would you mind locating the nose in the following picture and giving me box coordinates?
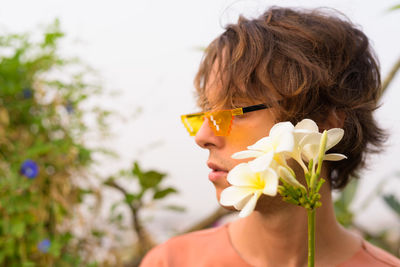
[195,118,224,149]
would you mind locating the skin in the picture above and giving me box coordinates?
[196,106,277,201]
[194,75,362,266]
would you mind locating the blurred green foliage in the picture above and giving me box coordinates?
[383,194,400,217]
[388,4,400,11]
[104,161,183,265]
[0,20,182,267]
[0,20,111,266]
[334,176,400,257]
[334,179,358,227]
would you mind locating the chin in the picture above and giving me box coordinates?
[215,187,223,202]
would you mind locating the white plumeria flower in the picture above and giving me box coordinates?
[232,121,295,172]
[290,119,319,172]
[293,119,347,171]
[220,163,279,218]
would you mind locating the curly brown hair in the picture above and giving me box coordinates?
[194,7,387,189]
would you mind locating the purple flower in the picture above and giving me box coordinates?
[22,88,33,99]
[65,100,74,114]
[38,239,51,253]
[20,159,39,179]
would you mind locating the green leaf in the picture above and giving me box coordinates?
[22,261,35,267]
[132,161,142,178]
[387,4,400,11]
[79,188,93,195]
[163,205,186,213]
[383,194,400,217]
[334,179,358,227]
[11,221,25,238]
[139,170,166,189]
[338,179,358,207]
[25,142,54,158]
[124,193,138,204]
[0,250,5,264]
[49,239,62,257]
[77,146,92,163]
[153,187,178,200]
[4,238,15,256]
[91,229,105,238]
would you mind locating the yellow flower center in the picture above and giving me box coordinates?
[251,173,266,190]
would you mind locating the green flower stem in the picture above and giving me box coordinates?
[279,131,329,267]
[305,160,313,187]
[308,208,316,267]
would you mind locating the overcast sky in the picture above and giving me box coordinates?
[1,0,399,241]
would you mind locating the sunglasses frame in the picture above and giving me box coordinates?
[181,103,268,136]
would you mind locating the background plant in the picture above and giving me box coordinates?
[104,161,184,265]
[334,175,400,257]
[0,20,113,266]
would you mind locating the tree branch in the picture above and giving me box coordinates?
[382,56,400,96]
[104,180,155,255]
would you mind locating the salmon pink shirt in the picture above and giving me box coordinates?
[140,224,400,267]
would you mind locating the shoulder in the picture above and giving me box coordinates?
[339,240,400,267]
[139,224,247,267]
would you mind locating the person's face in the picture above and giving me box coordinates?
[194,80,277,203]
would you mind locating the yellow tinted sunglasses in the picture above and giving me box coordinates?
[181,104,268,136]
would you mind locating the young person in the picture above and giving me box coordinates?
[141,7,400,267]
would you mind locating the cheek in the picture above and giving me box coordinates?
[225,127,256,153]
[227,122,271,151]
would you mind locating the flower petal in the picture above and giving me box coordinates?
[275,132,294,153]
[220,186,255,206]
[227,163,255,186]
[247,136,272,151]
[273,153,289,168]
[234,194,252,210]
[323,153,347,161]
[288,150,308,172]
[232,150,264,159]
[277,166,305,189]
[302,144,320,161]
[261,168,279,196]
[326,128,344,150]
[269,121,294,137]
[248,152,274,172]
[295,119,318,132]
[299,132,321,147]
[238,191,262,218]
[294,119,318,149]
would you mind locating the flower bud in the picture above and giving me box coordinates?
[278,166,305,190]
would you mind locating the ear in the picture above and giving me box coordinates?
[324,109,346,129]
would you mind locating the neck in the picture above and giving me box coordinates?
[228,182,361,267]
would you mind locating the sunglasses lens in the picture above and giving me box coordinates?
[207,110,233,136]
[181,114,204,136]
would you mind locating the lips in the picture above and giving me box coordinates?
[207,162,228,182]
